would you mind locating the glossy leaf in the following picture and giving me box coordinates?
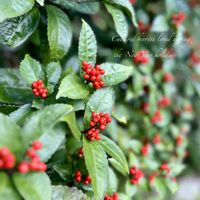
[79,20,97,67]
[84,88,115,128]
[101,63,133,86]
[20,54,45,85]
[83,137,108,200]
[47,5,72,60]
[13,173,51,200]
[105,4,128,42]
[0,0,35,23]
[22,104,73,144]
[99,135,129,174]
[56,74,89,99]
[49,0,100,14]
[0,68,33,104]
[0,8,40,48]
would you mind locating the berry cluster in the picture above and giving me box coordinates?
[162,72,175,82]
[86,112,112,141]
[172,11,186,27]
[78,147,84,158]
[82,61,105,89]
[150,110,162,124]
[104,193,118,200]
[74,170,91,185]
[18,140,47,174]
[140,144,150,156]
[129,166,144,185]
[157,96,171,108]
[160,163,171,174]
[0,147,16,169]
[32,80,48,99]
[134,50,149,64]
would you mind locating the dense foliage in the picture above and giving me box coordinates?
[0,0,200,199]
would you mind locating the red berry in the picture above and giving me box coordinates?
[18,162,30,174]
[0,147,10,157]
[26,148,37,158]
[84,74,90,80]
[3,154,16,169]
[32,140,43,151]
[100,124,106,130]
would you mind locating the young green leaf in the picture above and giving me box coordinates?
[49,0,100,14]
[0,113,25,158]
[56,74,89,99]
[101,63,133,86]
[99,135,129,174]
[46,62,61,86]
[79,20,97,67]
[61,111,82,141]
[83,137,108,200]
[20,54,45,85]
[0,0,35,23]
[0,68,33,104]
[0,172,21,200]
[105,4,128,42]
[13,172,52,200]
[84,88,115,128]
[0,8,40,48]
[47,5,72,60]
[22,104,73,144]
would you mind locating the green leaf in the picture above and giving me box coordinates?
[49,0,100,14]
[0,172,21,200]
[0,8,40,48]
[99,135,129,174]
[108,158,127,176]
[84,88,115,128]
[0,0,35,23]
[152,177,166,198]
[168,163,185,177]
[46,62,61,86]
[151,15,169,32]
[83,137,108,200]
[37,123,67,162]
[56,74,89,99]
[107,167,118,194]
[36,0,45,6]
[52,185,87,200]
[107,0,137,26]
[13,173,51,200]
[53,164,73,182]
[0,113,25,157]
[165,178,178,194]
[105,4,128,42]
[0,68,33,104]
[22,104,73,144]
[125,180,137,197]
[20,54,45,85]
[101,63,133,86]
[79,20,97,67]
[61,111,82,141]
[47,5,72,60]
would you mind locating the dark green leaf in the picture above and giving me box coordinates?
[47,5,72,60]
[83,137,108,200]
[0,8,40,48]
[13,173,51,200]
[53,164,73,181]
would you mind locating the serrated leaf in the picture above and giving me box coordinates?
[83,137,108,200]
[101,63,132,86]
[13,173,51,200]
[0,68,33,104]
[36,0,45,6]
[20,54,45,85]
[57,74,89,99]
[52,185,87,200]
[47,5,72,60]
[37,123,66,162]
[0,0,35,23]
[46,62,61,86]
[151,15,169,32]
[61,111,82,141]
[99,135,129,174]
[49,0,99,14]
[22,104,73,144]
[107,0,137,26]
[105,4,128,42]
[0,8,40,48]
[0,113,25,158]
[84,88,115,128]
[79,20,97,67]
[0,172,21,200]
